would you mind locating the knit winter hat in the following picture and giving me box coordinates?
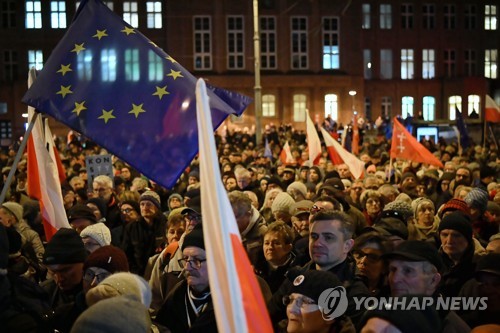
[83,245,129,273]
[80,222,112,247]
[400,172,417,184]
[67,204,97,223]
[121,200,140,214]
[85,272,152,308]
[383,200,414,222]
[43,228,87,265]
[182,223,205,251]
[271,192,296,214]
[464,188,489,214]
[139,190,161,210]
[2,202,23,223]
[438,211,473,243]
[287,181,307,199]
[394,192,412,204]
[438,198,470,218]
[286,267,343,304]
[411,197,435,218]
[72,295,151,333]
[168,193,183,207]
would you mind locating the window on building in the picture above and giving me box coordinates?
[322,17,339,70]
[293,94,307,122]
[402,96,414,118]
[227,16,244,70]
[1,1,16,28]
[100,49,117,82]
[291,17,308,69]
[148,50,163,81]
[123,2,138,28]
[363,49,372,79]
[146,1,162,29]
[422,49,435,79]
[0,102,7,114]
[422,4,435,29]
[422,96,435,121]
[0,121,12,139]
[485,5,497,30]
[262,94,276,117]
[260,16,277,70]
[381,96,392,118]
[125,49,140,81]
[3,50,17,81]
[468,94,480,117]
[77,50,92,81]
[401,4,413,29]
[465,4,476,30]
[485,49,498,79]
[50,1,66,28]
[193,16,212,70]
[465,49,477,76]
[25,1,41,29]
[324,94,338,121]
[444,4,456,29]
[401,49,414,79]
[444,49,456,77]
[380,4,392,29]
[380,49,393,79]
[362,4,371,29]
[448,95,462,120]
[28,50,43,70]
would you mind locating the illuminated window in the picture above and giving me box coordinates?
[422,49,435,79]
[485,5,497,30]
[362,4,371,29]
[227,16,244,69]
[146,1,162,29]
[77,50,92,81]
[50,1,66,28]
[467,95,480,117]
[123,2,138,28]
[402,96,414,118]
[125,49,140,81]
[261,16,277,69]
[401,49,414,79]
[262,94,276,117]
[485,49,498,79]
[101,49,117,82]
[193,16,212,70]
[324,94,338,121]
[293,94,307,122]
[148,50,163,81]
[380,4,392,29]
[322,17,339,69]
[401,4,413,29]
[28,50,43,70]
[422,96,435,121]
[25,1,41,29]
[448,95,462,120]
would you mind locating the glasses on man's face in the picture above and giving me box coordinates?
[121,208,135,214]
[353,250,381,263]
[93,187,109,194]
[83,269,111,284]
[178,257,206,270]
[366,199,380,206]
[282,295,317,309]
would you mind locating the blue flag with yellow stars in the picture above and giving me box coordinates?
[22,0,251,189]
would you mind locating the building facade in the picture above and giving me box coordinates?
[0,0,499,143]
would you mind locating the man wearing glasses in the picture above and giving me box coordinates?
[92,175,122,229]
[156,224,217,332]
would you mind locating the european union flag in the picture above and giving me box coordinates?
[22,0,251,189]
[455,108,471,149]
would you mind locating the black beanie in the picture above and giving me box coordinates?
[182,224,204,251]
[438,211,473,243]
[286,267,343,303]
[83,245,129,273]
[43,228,88,265]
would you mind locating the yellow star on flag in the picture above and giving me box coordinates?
[152,86,169,100]
[98,109,116,124]
[93,29,108,40]
[71,43,86,54]
[167,69,183,80]
[57,64,73,76]
[121,26,136,35]
[165,55,177,64]
[72,101,87,116]
[129,103,146,118]
[56,85,73,98]
[149,41,158,48]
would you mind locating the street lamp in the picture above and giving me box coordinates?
[349,90,357,115]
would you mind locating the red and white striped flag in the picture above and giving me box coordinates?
[279,141,295,165]
[485,95,500,123]
[320,127,365,179]
[195,79,273,333]
[306,110,322,165]
[26,68,70,241]
[352,114,360,155]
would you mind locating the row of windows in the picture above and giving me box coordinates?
[362,4,497,31]
[261,94,483,122]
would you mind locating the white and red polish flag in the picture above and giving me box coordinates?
[320,127,365,179]
[306,110,322,165]
[485,95,500,123]
[279,141,295,165]
[26,68,70,241]
[195,79,273,333]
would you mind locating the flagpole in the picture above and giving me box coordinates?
[388,158,393,182]
[0,112,39,204]
[483,117,487,149]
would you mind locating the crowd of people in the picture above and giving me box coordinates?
[0,121,499,333]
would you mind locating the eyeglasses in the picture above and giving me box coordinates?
[93,188,109,193]
[353,250,381,263]
[121,208,135,214]
[309,204,325,215]
[83,270,111,284]
[366,199,381,205]
[282,295,317,309]
[178,257,206,270]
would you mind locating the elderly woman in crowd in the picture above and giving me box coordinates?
[360,190,384,226]
[408,197,439,242]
